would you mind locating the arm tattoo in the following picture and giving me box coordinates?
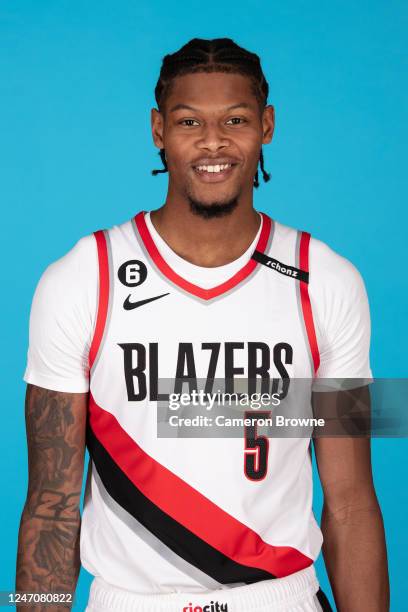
[16,385,87,611]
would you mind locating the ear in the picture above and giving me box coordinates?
[151,108,164,149]
[262,105,275,145]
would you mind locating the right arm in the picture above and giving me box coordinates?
[16,384,87,611]
[17,234,97,609]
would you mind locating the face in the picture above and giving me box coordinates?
[151,72,274,211]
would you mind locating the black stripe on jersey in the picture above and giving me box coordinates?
[86,422,276,584]
[316,588,334,611]
[252,250,309,283]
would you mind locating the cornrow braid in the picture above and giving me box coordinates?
[151,149,167,175]
[152,38,271,186]
[259,148,271,184]
[155,38,269,111]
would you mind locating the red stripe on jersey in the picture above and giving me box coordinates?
[134,211,272,300]
[88,393,313,577]
[89,230,109,370]
[299,232,320,375]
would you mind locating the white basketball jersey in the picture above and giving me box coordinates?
[80,210,323,594]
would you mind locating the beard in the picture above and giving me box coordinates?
[188,196,239,219]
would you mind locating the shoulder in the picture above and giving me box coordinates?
[36,214,137,292]
[36,234,98,297]
[31,233,99,324]
[271,218,370,346]
[35,215,139,298]
[306,234,371,358]
[309,237,367,316]
[272,218,365,291]
[47,233,97,272]
[309,234,364,285]
[25,234,98,392]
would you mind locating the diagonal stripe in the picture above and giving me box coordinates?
[86,420,273,584]
[88,394,313,579]
[315,588,334,611]
[91,461,226,590]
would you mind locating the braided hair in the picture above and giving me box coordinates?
[152,38,271,187]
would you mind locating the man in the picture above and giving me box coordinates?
[16,38,389,611]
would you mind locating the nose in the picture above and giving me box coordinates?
[197,122,230,153]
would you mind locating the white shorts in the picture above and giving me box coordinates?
[85,565,332,612]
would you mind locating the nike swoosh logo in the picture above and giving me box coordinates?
[123,292,170,310]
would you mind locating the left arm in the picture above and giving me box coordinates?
[308,236,389,609]
[313,417,389,611]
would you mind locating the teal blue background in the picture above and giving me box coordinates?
[1,1,407,609]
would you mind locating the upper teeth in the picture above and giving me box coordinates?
[196,164,232,173]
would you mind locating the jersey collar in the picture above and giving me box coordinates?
[133,210,273,301]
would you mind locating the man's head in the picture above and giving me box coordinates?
[151,38,275,219]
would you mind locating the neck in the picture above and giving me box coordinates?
[149,188,260,268]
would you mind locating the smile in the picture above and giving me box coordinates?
[192,162,237,182]
[195,163,233,173]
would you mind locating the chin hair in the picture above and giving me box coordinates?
[188,197,239,219]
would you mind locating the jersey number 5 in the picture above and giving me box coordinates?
[244,411,271,481]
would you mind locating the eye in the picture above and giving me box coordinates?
[179,118,200,127]
[226,117,247,125]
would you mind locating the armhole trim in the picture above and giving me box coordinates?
[89,230,110,372]
[298,231,320,376]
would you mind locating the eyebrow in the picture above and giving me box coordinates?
[169,102,253,113]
